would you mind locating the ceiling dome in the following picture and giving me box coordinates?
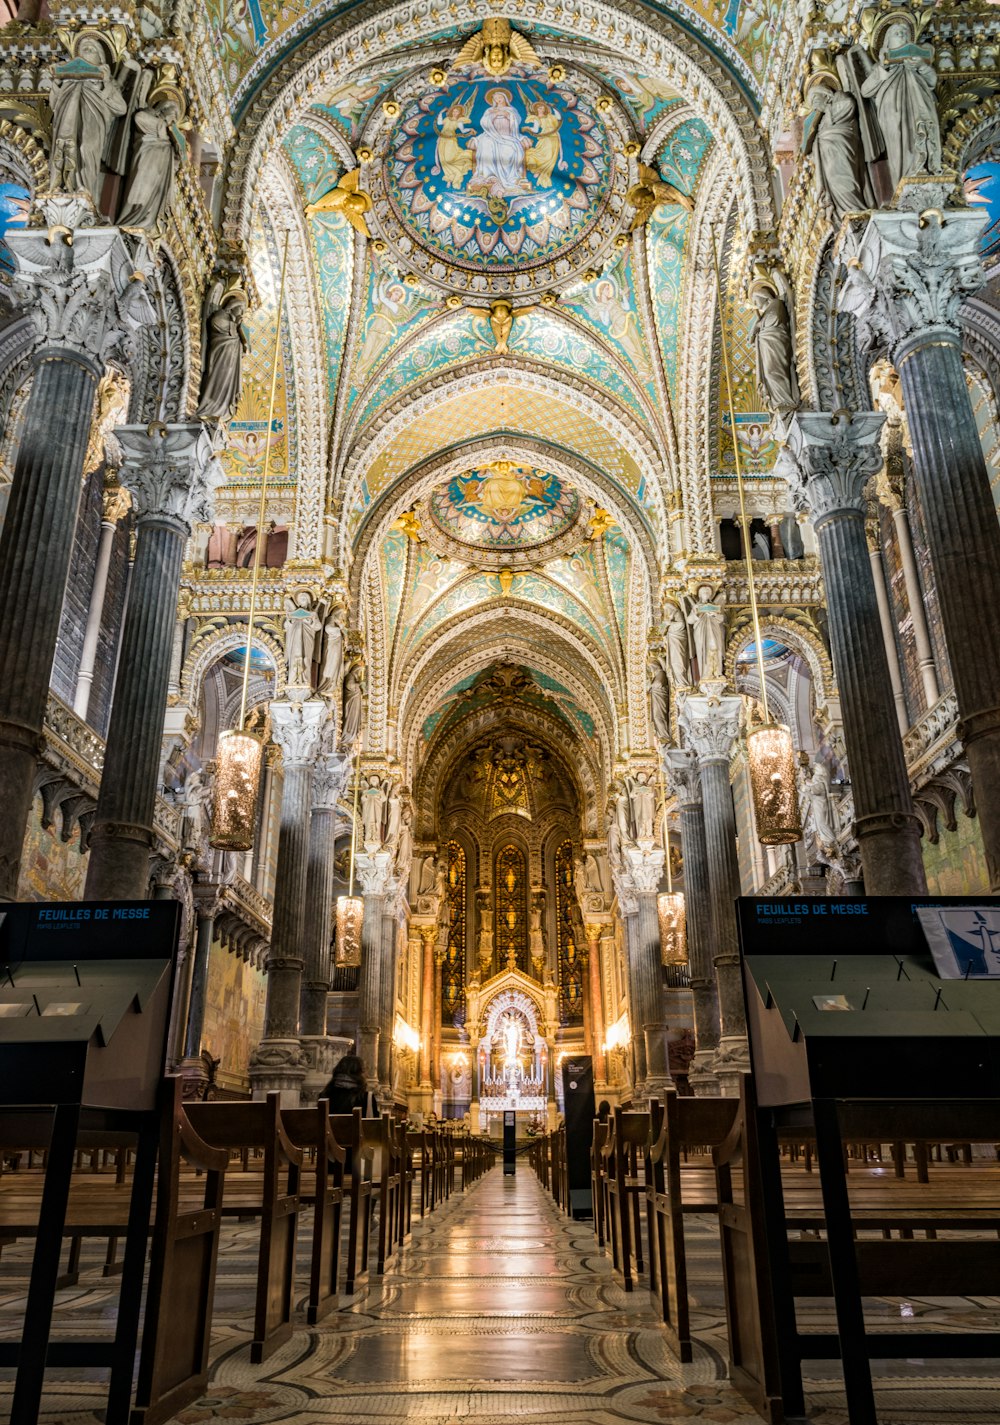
[424,462,583,563]
[364,61,634,299]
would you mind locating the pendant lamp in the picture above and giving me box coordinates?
[334,762,364,967]
[656,777,687,966]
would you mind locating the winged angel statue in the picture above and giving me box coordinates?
[453,18,543,77]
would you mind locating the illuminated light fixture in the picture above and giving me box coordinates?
[657,772,687,966]
[604,1011,631,1052]
[710,228,802,848]
[210,231,291,851]
[334,760,363,968]
[393,1015,421,1054]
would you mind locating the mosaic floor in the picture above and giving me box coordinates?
[2,1166,999,1423]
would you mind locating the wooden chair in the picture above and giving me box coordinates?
[184,1093,303,1362]
[281,1100,347,1324]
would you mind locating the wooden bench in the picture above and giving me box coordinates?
[281,1100,347,1324]
[184,1093,303,1363]
[591,1120,610,1246]
[329,1109,373,1293]
[715,1075,1000,1425]
[603,1108,648,1290]
[645,1091,738,1361]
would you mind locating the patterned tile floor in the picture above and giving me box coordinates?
[2,1166,1000,1423]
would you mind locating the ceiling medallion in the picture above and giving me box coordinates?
[420,460,587,568]
[360,59,635,301]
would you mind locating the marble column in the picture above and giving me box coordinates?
[679,688,748,1090]
[85,425,220,900]
[377,896,401,1095]
[179,889,219,1097]
[785,413,926,895]
[616,844,671,1102]
[73,483,131,721]
[666,747,721,1096]
[432,934,446,1113]
[877,465,940,709]
[841,194,1000,889]
[866,518,909,735]
[249,697,326,1104]
[0,200,154,899]
[418,925,436,1102]
[299,747,351,1101]
[584,923,607,1088]
[354,849,395,1089]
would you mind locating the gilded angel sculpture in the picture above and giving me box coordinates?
[452,18,542,76]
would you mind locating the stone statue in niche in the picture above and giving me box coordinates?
[684,585,726,683]
[49,31,127,200]
[663,600,692,686]
[340,660,364,747]
[361,775,388,848]
[385,784,402,847]
[283,590,322,688]
[117,70,187,234]
[181,768,209,851]
[749,265,799,419]
[858,21,941,192]
[529,891,546,965]
[801,61,872,220]
[395,806,412,875]
[195,282,250,423]
[417,853,437,895]
[625,774,656,842]
[477,890,493,966]
[648,656,671,744]
[800,751,841,852]
[318,610,344,697]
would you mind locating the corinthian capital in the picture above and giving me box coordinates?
[116,422,223,534]
[679,689,743,765]
[619,843,665,898]
[355,849,397,898]
[783,411,886,522]
[312,749,351,813]
[838,205,986,357]
[7,209,155,372]
[665,746,701,809]
[270,697,326,767]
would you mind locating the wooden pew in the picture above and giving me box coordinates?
[591,1120,609,1246]
[362,1115,403,1275]
[281,1100,347,1324]
[184,1093,303,1363]
[715,1075,1000,1424]
[645,1091,738,1361]
[328,1109,371,1294]
[603,1107,649,1290]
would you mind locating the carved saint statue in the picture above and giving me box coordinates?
[195,285,249,423]
[805,757,840,851]
[648,657,671,744]
[283,590,322,688]
[117,87,187,233]
[49,34,127,200]
[802,78,871,220]
[663,600,691,687]
[318,611,344,697]
[749,268,800,418]
[859,23,942,192]
[181,769,209,851]
[395,806,412,875]
[626,774,656,843]
[417,853,437,895]
[685,585,726,683]
[340,661,364,747]
[361,776,387,847]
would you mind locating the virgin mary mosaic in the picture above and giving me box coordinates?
[387,76,609,267]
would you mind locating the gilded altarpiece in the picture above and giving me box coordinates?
[555,840,584,1026]
[494,843,528,975]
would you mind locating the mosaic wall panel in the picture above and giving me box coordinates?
[921,812,991,895]
[202,937,268,1092]
[16,796,88,902]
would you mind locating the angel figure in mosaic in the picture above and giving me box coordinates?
[434,99,474,187]
[524,100,564,188]
[452,19,542,78]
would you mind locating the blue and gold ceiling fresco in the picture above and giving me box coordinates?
[428,464,581,550]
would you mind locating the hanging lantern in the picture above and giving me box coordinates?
[747,722,802,845]
[334,894,364,968]
[209,728,262,851]
[657,891,687,966]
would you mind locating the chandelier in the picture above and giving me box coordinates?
[210,232,290,851]
[334,758,363,967]
[656,773,687,965]
[711,228,801,847]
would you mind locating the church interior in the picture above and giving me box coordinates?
[1,0,1000,1421]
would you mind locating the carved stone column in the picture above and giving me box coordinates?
[85,425,220,900]
[584,923,607,1088]
[875,436,939,709]
[866,517,909,735]
[679,688,748,1091]
[785,413,926,894]
[841,196,1000,889]
[249,697,326,1104]
[354,850,395,1089]
[0,201,154,898]
[432,933,446,1114]
[74,482,131,721]
[418,925,436,1101]
[665,747,720,1096]
[299,747,351,1101]
[615,844,671,1102]
[377,894,402,1096]
[179,885,220,1098]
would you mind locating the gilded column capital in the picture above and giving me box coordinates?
[838,202,986,358]
[7,200,155,372]
[783,411,886,523]
[116,422,222,535]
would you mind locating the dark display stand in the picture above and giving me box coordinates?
[561,1055,596,1218]
[502,1110,516,1174]
[725,896,1000,1425]
[0,901,179,1425]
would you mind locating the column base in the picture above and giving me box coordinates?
[85,820,155,901]
[249,1038,306,1106]
[688,1050,722,1097]
[357,1027,380,1091]
[299,1034,354,1103]
[712,1036,751,1098]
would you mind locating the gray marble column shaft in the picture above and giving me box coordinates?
[666,748,720,1089]
[616,840,670,1099]
[620,910,647,1090]
[377,903,399,1091]
[300,805,337,1038]
[867,523,909,735]
[786,414,926,894]
[841,199,1000,888]
[0,207,154,899]
[183,907,215,1059]
[85,426,218,900]
[358,891,386,1085]
[74,492,127,720]
[699,758,746,1040]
